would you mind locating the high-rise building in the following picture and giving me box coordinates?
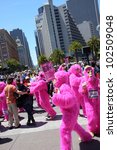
[77,21,95,42]
[0,29,19,68]
[35,0,86,58]
[15,37,26,66]
[57,4,86,54]
[35,2,61,58]
[10,28,33,68]
[66,0,100,37]
[34,30,41,60]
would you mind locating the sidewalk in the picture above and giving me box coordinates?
[0,103,100,150]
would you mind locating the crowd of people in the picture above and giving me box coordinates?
[0,60,100,150]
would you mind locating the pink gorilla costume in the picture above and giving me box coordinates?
[79,66,100,135]
[30,72,56,119]
[30,72,46,108]
[30,72,43,108]
[0,82,8,121]
[52,71,92,150]
[31,81,41,108]
[68,64,86,117]
[58,64,66,71]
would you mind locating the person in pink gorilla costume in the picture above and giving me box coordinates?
[0,101,2,117]
[52,70,92,150]
[79,65,100,136]
[30,71,56,120]
[0,82,8,121]
[68,64,86,117]
[30,73,43,109]
[58,64,67,71]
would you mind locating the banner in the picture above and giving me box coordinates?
[40,62,55,81]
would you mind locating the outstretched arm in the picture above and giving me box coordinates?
[52,92,76,108]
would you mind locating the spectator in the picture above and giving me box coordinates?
[4,77,27,129]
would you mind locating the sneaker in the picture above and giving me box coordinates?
[46,116,51,120]
[46,115,55,121]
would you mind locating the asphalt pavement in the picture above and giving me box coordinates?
[0,100,100,150]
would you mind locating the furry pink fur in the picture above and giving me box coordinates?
[30,81,41,108]
[30,78,56,118]
[79,66,100,134]
[68,64,82,77]
[38,71,46,80]
[54,70,69,88]
[30,72,46,108]
[0,82,8,120]
[52,71,92,150]
[68,64,86,117]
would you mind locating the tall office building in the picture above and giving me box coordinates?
[15,37,26,66]
[10,28,33,68]
[35,1,61,58]
[77,21,95,42]
[35,0,86,58]
[0,29,19,68]
[57,4,86,54]
[66,0,100,37]
[34,30,41,60]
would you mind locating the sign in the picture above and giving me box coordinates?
[40,62,55,81]
[88,89,99,99]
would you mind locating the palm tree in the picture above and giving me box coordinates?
[38,54,48,65]
[69,41,82,63]
[6,58,20,73]
[49,49,65,65]
[87,36,100,60]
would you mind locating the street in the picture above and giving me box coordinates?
[0,100,100,150]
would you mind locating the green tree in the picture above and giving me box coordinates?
[49,49,65,65]
[38,54,48,65]
[69,41,82,63]
[6,58,20,73]
[87,36,100,60]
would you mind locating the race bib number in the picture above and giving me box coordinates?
[88,90,98,99]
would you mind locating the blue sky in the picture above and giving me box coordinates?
[0,0,100,66]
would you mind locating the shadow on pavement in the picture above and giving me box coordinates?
[20,121,47,128]
[35,121,47,127]
[79,139,100,150]
[19,116,24,121]
[33,109,46,114]
[0,137,13,144]
[0,124,8,132]
[53,114,62,121]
